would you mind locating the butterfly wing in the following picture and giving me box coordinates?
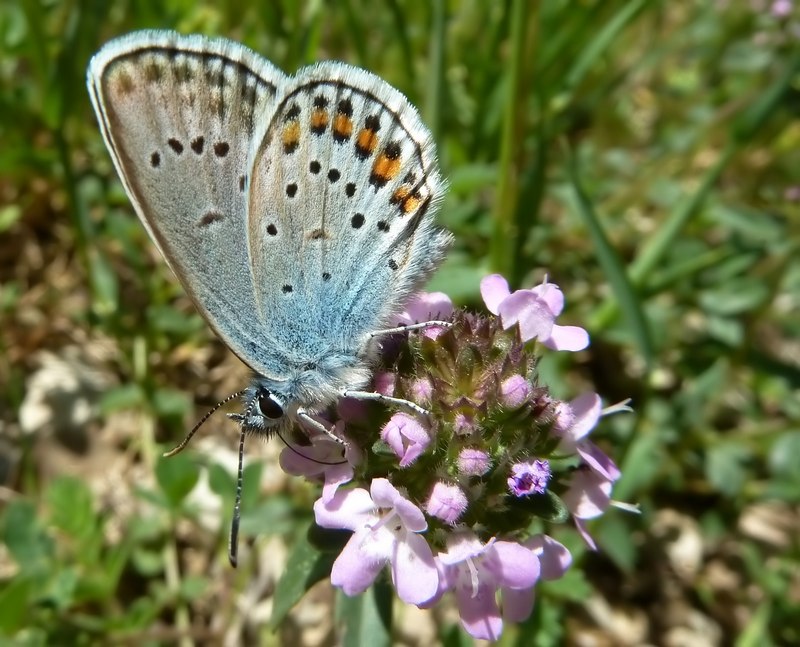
[87,30,288,375]
[245,62,451,364]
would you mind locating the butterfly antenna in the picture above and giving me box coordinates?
[274,427,348,466]
[163,390,246,458]
[228,422,247,567]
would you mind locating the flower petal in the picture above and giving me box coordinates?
[527,535,572,580]
[438,532,485,565]
[542,324,589,351]
[320,462,355,504]
[562,469,613,519]
[480,274,511,315]
[398,291,454,324]
[575,518,598,550]
[331,530,385,595]
[314,488,375,530]
[577,441,621,482]
[393,496,428,532]
[369,477,402,508]
[502,586,535,623]
[560,392,602,444]
[501,292,555,342]
[392,532,439,604]
[488,541,540,589]
[530,282,564,315]
[455,582,503,641]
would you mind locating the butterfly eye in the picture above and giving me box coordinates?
[257,390,284,420]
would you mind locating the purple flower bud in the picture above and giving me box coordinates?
[500,375,532,408]
[508,460,551,497]
[381,413,430,467]
[425,481,468,524]
[458,448,491,476]
[453,412,475,436]
[410,377,433,404]
[373,372,396,396]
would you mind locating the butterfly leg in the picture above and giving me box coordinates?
[296,409,346,445]
[342,390,431,418]
[369,320,453,338]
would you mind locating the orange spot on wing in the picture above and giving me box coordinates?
[401,193,422,214]
[310,108,329,133]
[372,152,401,183]
[333,114,353,141]
[390,185,422,214]
[355,128,378,157]
[282,121,300,153]
[391,186,410,204]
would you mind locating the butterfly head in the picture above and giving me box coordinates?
[238,356,372,433]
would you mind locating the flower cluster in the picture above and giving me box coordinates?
[283,273,628,641]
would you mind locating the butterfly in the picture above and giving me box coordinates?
[87,30,450,563]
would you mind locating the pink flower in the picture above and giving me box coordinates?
[458,448,491,476]
[313,479,438,604]
[563,466,614,520]
[430,532,540,641]
[562,463,619,550]
[381,413,431,467]
[500,375,532,408]
[502,535,572,622]
[409,377,433,404]
[396,291,454,339]
[453,411,476,435]
[553,392,623,548]
[425,482,468,524]
[771,0,792,17]
[480,274,589,351]
[554,392,621,480]
[373,371,395,396]
[279,424,356,503]
[507,460,551,496]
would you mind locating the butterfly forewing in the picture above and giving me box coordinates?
[246,63,451,359]
[87,31,288,373]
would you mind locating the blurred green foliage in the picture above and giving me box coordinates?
[1,0,799,644]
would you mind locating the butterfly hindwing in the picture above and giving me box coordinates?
[246,62,451,361]
[87,30,288,374]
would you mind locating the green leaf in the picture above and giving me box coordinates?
[132,547,164,577]
[596,515,637,574]
[178,575,208,601]
[238,497,295,537]
[0,204,22,232]
[769,431,800,479]
[43,567,79,611]
[146,305,204,335]
[151,387,191,419]
[208,462,234,498]
[540,565,593,602]
[0,576,32,632]
[155,453,200,508]
[511,491,570,523]
[270,532,337,629]
[307,523,352,554]
[2,500,53,573]
[45,476,96,542]
[100,383,146,414]
[706,443,749,497]
[337,580,393,647]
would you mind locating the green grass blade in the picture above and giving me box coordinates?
[564,148,655,369]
